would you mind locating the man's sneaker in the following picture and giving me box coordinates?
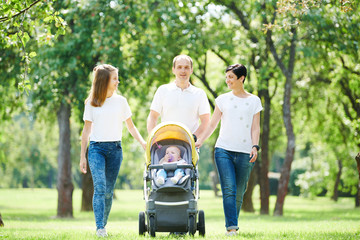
[155,176,165,185]
[178,175,190,184]
[96,228,108,237]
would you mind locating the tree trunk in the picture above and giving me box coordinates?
[81,147,93,211]
[211,145,220,197]
[355,152,360,207]
[241,166,257,212]
[56,101,74,218]
[210,171,220,197]
[258,87,271,215]
[273,73,296,216]
[331,159,343,202]
[0,213,4,227]
[267,27,297,216]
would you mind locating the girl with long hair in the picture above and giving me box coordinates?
[80,64,146,237]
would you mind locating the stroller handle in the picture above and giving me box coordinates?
[148,163,194,170]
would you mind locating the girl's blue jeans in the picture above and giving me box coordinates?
[214,147,254,231]
[88,141,122,230]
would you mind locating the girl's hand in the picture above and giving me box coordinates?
[79,157,87,174]
[141,141,146,150]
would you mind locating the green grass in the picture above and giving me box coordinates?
[0,188,359,239]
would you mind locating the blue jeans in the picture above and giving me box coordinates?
[88,141,122,230]
[214,147,254,231]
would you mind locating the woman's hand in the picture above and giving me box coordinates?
[195,139,203,148]
[249,148,258,163]
[80,157,87,174]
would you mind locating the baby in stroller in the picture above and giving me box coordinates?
[140,122,205,237]
[155,145,190,185]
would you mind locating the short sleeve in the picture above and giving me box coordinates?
[198,90,211,115]
[253,96,263,115]
[121,98,132,121]
[83,102,93,122]
[215,96,223,113]
[150,86,163,114]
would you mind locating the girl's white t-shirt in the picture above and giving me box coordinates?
[215,92,263,153]
[83,94,132,142]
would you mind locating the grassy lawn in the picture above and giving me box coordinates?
[0,188,359,239]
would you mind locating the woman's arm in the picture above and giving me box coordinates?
[125,117,147,150]
[249,112,261,162]
[80,121,92,174]
[195,104,222,148]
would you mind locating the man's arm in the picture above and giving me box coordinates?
[147,110,160,134]
[193,113,210,140]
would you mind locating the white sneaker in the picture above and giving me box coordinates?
[225,230,237,237]
[170,174,182,184]
[178,175,190,184]
[155,177,165,185]
[96,228,108,237]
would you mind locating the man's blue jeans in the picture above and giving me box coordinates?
[214,147,254,231]
[88,141,122,230]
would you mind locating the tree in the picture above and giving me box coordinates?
[0,0,66,92]
[31,0,191,216]
[300,2,360,205]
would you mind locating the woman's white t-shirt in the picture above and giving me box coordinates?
[215,92,263,154]
[83,94,132,142]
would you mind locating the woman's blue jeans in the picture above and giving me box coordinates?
[88,141,122,230]
[214,147,254,231]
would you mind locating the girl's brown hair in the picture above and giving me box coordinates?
[86,64,118,107]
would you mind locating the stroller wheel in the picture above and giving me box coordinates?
[139,212,146,235]
[188,215,196,236]
[198,210,205,237]
[149,215,156,237]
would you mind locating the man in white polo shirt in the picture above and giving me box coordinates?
[147,55,210,141]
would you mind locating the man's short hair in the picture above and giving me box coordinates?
[173,55,193,69]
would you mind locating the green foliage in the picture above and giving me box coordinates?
[0,111,58,188]
[0,0,66,92]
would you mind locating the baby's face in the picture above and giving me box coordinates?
[165,146,181,162]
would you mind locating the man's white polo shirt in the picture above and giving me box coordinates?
[150,82,210,133]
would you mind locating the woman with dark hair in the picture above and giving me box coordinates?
[196,64,262,236]
[79,64,146,237]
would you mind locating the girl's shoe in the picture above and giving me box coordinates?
[96,228,108,237]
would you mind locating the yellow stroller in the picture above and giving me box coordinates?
[138,122,205,237]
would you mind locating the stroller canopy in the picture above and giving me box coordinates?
[146,121,199,167]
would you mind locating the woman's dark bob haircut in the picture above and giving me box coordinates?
[226,64,247,83]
